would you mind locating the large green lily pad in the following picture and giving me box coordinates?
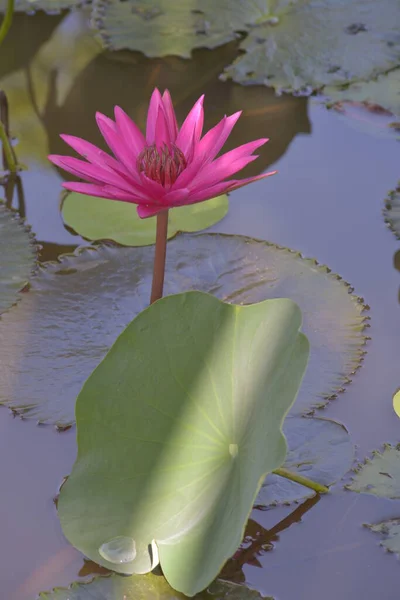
[58,291,308,595]
[0,203,36,315]
[365,520,400,558]
[91,0,267,58]
[347,444,400,498]
[38,573,272,600]
[383,182,400,240]
[222,0,400,93]
[0,233,368,426]
[256,416,354,507]
[324,68,400,119]
[61,192,229,246]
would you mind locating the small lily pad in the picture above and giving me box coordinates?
[91,0,267,58]
[324,68,400,119]
[365,520,400,557]
[222,0,400,93]
[393,388,400,419]
[347,444,400,498]
[38,573,272,600]
[0,233,368,426]
[256,417,354,507]
[0,203,36,315]
[58,291,308,595]
[383,182,400,240]
[61,192,229,246]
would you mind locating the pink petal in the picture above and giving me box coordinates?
[139,173,166,201]
[162,90,178,142]
[163,188,190,207]
[184,181,233,204]
[176,95,204,160]
[96,112,141,183]
[101,185,154,203]
[146,88,163,144]
[114,106,146,157]
[137,205,165,219]
[62,182,118,199]
[50,155,140,194]
[154,106,171,148]
[225,170,277,193]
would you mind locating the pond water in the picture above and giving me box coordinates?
[0,11,400,600]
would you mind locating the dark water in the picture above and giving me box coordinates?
[0,11,399,600]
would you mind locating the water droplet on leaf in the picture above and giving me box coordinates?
[99,536,137,564]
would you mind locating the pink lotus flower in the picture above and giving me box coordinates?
[49,89,275,219]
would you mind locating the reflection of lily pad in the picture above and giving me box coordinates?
[222,0,400,93]
[92,0,266,58]
[59,292,308,595]
[256,417,354,507]
[0,203,36,315]
[393,389,400,419]
[347,444,400,498]
[0,233,368,426]
[324,68,400,119]
[62,192,229,246]
[38,573,272,600]
[365,520,400,557]
[383,182,400,240]
[0,0,81,13]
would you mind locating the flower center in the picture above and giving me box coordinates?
[137,143,187,187]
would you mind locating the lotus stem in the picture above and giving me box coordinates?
[0,91,17,173]
[0,0,14,47]
[150,210,169,304]
[273,467,329,494]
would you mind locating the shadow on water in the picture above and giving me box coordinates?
[0,9,400,600]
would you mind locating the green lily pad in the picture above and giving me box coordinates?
[222,0,400,93]
[91,0,267,58]
[383,182,400,240]
[393,388,400,419]
[58,291,309,595]
[0,233,368,426]
[365,520,400,557]
[346,444,400,498]
[324,68,400,119]
[38,573,272,600]
[61,192,229,246]
[0,0,82,12]
[0,203,36,315]
[256,417,354,507]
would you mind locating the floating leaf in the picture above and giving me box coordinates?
[91,0,267,58]
[38,573,272,600]
[393,388,400,419]
[256,417,354,507]
[222,0,400,93]
[0,233,368,425]
[365,520,400,558]
[347,444,400,498]
[324,68,400,119]
[0,203,36,314]
[58,291,309,595]
[0,0,83,13]
[383,182,400,240]
[62,192,229,246]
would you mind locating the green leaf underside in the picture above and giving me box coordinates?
[222,0,400,92]
[58,291,309,595]
[347,445,400,498]
[62,193,229,246]
[38,573,273,600]
[0,233,368,425]
[324,68,400,119]
[365,520,400,557]
[0,203,36,315]
[257,416,354,506]
[383,182,400,240]
[0,0,82,12]
[91,0,268,58]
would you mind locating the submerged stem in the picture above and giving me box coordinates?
[0,91,17,172]
[150,210,169,304]
[0,0,14,47]
[273,467,329,494]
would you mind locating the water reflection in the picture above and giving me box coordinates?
[395,250,400,304]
